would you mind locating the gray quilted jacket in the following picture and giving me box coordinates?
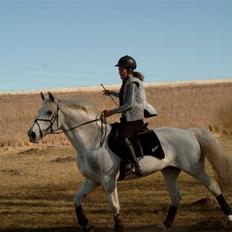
[111,76,157,121]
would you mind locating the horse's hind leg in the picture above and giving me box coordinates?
[192,169,232,223]
[74,178,99,232]
[161,167,181,229]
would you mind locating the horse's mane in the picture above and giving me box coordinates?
[60,99,87,111]
[57,98,95,114]
[44,93,97,115]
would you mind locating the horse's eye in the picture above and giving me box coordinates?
[47,111,52,116]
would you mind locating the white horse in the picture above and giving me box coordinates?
[28,92,232,232]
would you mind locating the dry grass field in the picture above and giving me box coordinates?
[1,80,232,232]
[0,79,232,147]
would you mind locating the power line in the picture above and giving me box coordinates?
[0,78,68,86]
[0,65,231,80]
[0,66,114,76]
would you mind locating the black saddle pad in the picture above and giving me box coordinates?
[135,130,165,160]
[108,123,165,180]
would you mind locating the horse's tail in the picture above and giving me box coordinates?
[191,128,232,188]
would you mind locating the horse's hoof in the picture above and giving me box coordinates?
[82,225,95,232]
[114,224,124,232]
[221,215,232,228]
[223,219,232,228]
[228,215,232,223]
[154,223,166,231]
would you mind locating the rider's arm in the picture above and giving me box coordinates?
[110,91,119,98]
[111,82,136,114]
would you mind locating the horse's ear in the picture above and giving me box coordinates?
[40,92,45,101]
[48,92,55,102]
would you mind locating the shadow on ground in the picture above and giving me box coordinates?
[0,225,163,232]
[2,221,232,232]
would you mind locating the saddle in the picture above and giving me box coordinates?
[108,123,165,180]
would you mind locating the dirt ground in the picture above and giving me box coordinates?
[1,134,232,232]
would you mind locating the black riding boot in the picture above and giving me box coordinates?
[125,138,143,176]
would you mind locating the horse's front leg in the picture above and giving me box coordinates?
[104,181,124,232]
[74,178,99,232]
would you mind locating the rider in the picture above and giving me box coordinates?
[103,55,157,176]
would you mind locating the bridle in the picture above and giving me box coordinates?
[34,107,107,146]
[34,108,59,139]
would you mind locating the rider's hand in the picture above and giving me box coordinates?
[103,110,114,118]
[102,89,112,96]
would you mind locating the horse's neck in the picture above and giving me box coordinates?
[61,108,103,158]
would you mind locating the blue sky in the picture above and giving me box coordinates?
[0,0,231,91]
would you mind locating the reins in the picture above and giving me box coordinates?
[34,110,108,147]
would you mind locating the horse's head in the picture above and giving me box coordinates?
[28,92,63,143]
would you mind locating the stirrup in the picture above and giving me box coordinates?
[125,163,143,177]
[134,166,143,177]
[125,164,134,176]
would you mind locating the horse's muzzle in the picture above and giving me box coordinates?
[28,128,39,143]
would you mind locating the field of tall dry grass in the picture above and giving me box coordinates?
[0,79,232,148]
[1,79,232,232]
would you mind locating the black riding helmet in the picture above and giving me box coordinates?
[115,55,137,70]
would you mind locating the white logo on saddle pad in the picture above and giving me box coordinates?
[152,145,159,153]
